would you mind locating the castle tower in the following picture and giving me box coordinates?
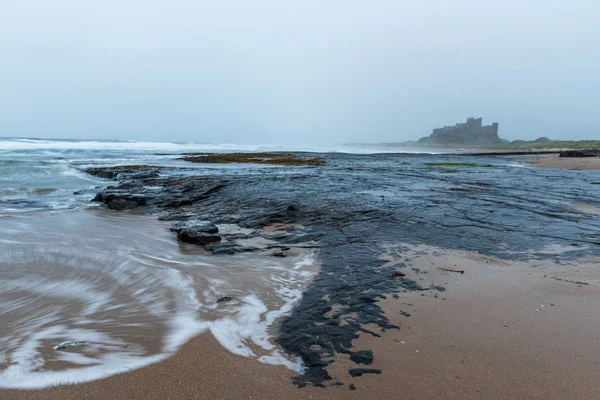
[491,122,499,137]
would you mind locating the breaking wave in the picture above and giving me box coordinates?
[0,137,438,155]
[0,138,283,153]
[0,210,317,389]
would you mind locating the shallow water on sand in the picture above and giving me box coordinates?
[0,208,318,389]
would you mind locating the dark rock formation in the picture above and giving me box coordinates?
[93,191,148,211]
[88,167,227,212]
[87,165,163,180]
[560,150,600,158]
[216,296,233,303]
[349,350,374,365]
[170,222,221,246]
[206,243,240,255]
[239,204,302,229]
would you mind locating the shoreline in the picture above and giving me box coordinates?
[527,153,600,170]
[331,245,600,399]
[0,334,303,400]
[2,151,599,397]
[4,245,599,399]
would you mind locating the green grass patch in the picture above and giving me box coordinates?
[180,152,325,166]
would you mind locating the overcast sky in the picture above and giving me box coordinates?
[0,0,598,145]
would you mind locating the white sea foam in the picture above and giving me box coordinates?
[1,351,167,389]
[1,277,112,316]
[0,137,439,154]
[0,211,318,389]
[0,138,282,153]
[59,166,107,183]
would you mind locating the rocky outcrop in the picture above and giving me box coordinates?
[88,167,227,212]
[87,165,163,180]
[560,150,600,158]
[93,191,148,211]
[239,204,302,228]
[170,222,221,246]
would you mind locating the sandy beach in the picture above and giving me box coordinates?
[326,245,600,399]
[3,245,600,400]
[529,153,600,170]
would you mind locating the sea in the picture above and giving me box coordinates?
[0,137,337,389]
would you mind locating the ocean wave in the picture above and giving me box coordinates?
[0,212,316,389]
[0,137,442,155]
[0,138,283,153]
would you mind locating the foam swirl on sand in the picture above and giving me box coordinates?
[0,210,317,389]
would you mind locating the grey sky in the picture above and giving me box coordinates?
[1,0,598,145]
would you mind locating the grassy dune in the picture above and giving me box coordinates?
[499,140,600,150]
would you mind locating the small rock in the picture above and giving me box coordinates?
[171,222,221,246]
[208,244,238,255]
[349,368,382,377]
[349,350,374,365]
[54,340,86,351]
[217,296,233,303]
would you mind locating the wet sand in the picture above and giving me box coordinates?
[4,245,600,400]
[0,334,304,400]
[529,154,600,170]
[324,245,600,399]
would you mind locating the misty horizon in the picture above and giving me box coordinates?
[1,1,599,146]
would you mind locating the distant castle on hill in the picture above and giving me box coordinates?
[418,117,502,145]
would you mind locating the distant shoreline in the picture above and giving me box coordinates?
[343,140,600,153]
[339,146,566,156]
[527,153,600,170]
